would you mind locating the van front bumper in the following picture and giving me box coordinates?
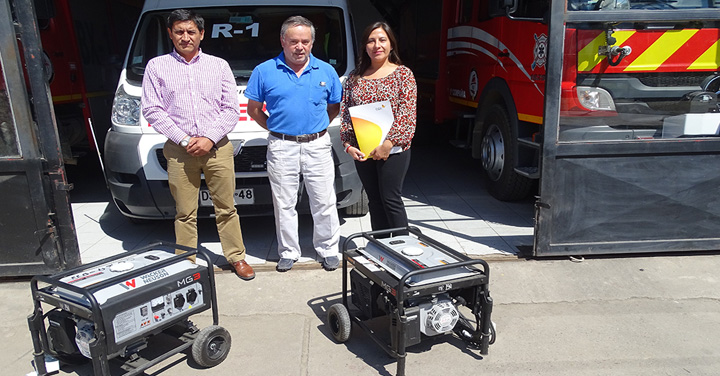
[103,129,363,220]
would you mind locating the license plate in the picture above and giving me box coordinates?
[199,188,254,206]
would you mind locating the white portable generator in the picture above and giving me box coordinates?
[327,227,495,376]
[28,242,230,376]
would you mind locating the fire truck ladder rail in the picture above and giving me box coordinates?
[515,137,541,179]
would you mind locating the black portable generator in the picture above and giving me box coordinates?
[27,242,230,376]
[326,227,495,376]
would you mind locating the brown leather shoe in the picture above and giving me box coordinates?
[232,260,255,281]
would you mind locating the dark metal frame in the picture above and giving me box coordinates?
[339,227,494,376]
[27,242,221,376]
[0,0,80,275]
[534,1,720,256]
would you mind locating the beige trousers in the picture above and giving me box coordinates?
[164,137,246,263]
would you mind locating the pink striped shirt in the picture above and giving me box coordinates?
[141,50,239,145]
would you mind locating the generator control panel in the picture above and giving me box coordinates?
[112,281,204,343]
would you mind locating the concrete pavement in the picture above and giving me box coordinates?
[5,142,720,375]
[5,252,720,375]
[68,143,533,267]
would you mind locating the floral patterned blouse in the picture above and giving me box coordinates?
[340,65,417,152]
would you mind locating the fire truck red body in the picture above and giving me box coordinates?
[431,0,720,201]
[38,0,93,161]
[31,0,140,162]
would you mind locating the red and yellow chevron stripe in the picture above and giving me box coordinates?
[577,29,720,73]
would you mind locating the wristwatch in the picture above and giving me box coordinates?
[180,136,190,147]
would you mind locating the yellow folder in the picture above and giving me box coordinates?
[348,100,394,157]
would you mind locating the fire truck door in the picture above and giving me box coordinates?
[0,0,80,276]
[533,0,720,256]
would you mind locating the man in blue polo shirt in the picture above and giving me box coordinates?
[245,15,342,272]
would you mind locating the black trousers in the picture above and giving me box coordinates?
[354,149,411,235]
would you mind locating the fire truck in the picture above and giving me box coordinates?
[416,0,720,256]
[32,0,140,163]
[431,0,720,202]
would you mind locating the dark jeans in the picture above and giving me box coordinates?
[354,149,411,235]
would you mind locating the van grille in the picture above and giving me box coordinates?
[155,146,267,172]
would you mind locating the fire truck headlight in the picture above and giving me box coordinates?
[111,85,141,126]
[576,86,616,111]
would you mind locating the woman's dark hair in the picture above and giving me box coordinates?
[351,22,402,79]
[167,9,204,32]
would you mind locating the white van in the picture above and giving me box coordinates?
[105,0,366,219]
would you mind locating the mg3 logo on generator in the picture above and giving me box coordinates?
[178,273,201,287]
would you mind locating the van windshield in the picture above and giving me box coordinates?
[126,6,347,84]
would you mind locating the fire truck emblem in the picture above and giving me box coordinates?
[469,70,478,100]
[532,33,548,70]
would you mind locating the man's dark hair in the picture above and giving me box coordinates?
[167,9,204,32]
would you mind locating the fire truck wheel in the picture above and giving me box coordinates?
[192,325,232,368]
[480,104,533,201]
[327,303,351,342]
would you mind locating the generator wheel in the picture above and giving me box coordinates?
[192,325,231,368]
[327,303,351,343]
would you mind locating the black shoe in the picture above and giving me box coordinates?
[276,258,295,272]
[322,256,339,271]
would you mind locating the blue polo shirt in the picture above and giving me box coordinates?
[244,53,342,136]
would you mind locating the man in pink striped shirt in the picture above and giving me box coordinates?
[141,9,254,281]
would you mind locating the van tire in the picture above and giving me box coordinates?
[344,188,369,216]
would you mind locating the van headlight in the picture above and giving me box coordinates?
[576,86,615,111]
[111,85,141,126]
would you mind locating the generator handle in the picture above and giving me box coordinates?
[196,245,220,325]
[362,227,490,278]
[395,258,490,304]
[396,311,409,376]
[479,293,494,355]
[406,226,480,265]
[341,232,369,308]
[27,302,49,375]
[31,273,106,325]
[340,229,416,308]
[40,241,180,280]
[38,242,203,294]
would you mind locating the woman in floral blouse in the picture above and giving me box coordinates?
[340,21,417,234]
